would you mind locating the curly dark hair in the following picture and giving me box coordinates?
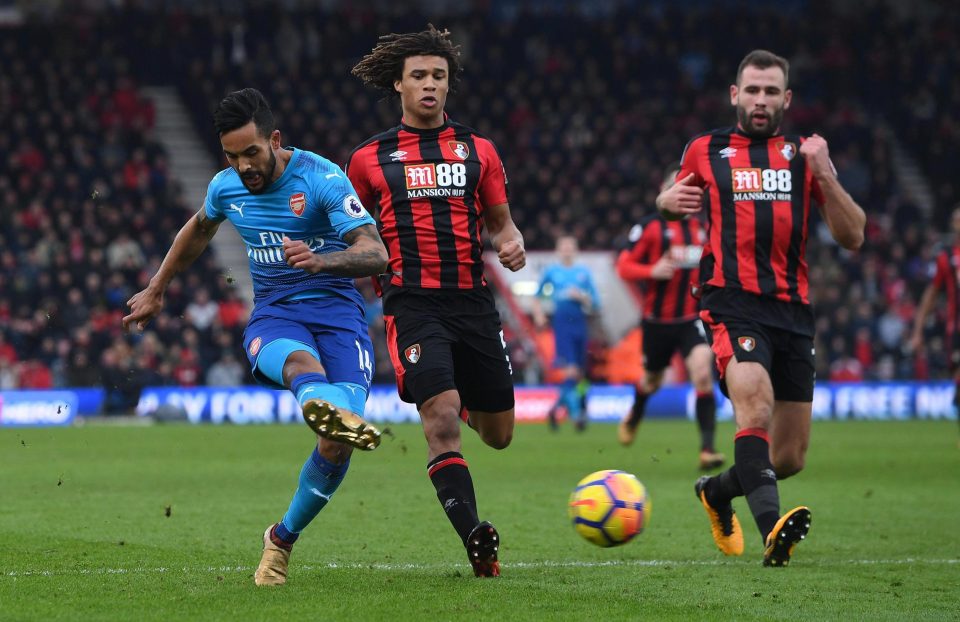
[351,24,462,96]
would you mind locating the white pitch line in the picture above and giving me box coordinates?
[3,558,958,578]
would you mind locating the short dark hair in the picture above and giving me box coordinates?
[213,88,275,137]
[351,24,462,97]
[736,50,790,88]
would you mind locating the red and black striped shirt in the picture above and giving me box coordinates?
[616,214,704,322]
[678,127,825,334]
[345,118,508,290]
[932,245,960,336]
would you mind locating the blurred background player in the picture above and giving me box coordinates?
[123,88,388,585]
[616,162,724,470]
[910,206,960,447]
[531,235,601,431]
[657,50,865,566]
[347,25,526,578]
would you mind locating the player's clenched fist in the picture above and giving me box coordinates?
[283,236,323,273]
[499,239,526,271]
[656,173,703,221]
[800,134,836,179]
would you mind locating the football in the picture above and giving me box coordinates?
[568,469,651,547]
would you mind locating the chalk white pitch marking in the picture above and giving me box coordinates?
[4,558,958,578]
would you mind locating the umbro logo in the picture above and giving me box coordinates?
[228,202,245,217]
[719,147,737,159]
[389,150,408,161]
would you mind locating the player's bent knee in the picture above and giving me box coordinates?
[691,375,713,393]
[481,429,513,450]
[773,453,805,479]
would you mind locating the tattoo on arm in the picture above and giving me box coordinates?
[194,209,221,238]
[319,224,388,277]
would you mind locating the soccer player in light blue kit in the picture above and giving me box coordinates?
[531,236,601,431]
[123,88,388,586]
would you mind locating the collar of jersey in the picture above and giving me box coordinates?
[271,147,300,186]
[400,112,450,134]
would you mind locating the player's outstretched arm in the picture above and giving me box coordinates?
[283,224,387,277]
[802,134,865,251]
[484,202,526,272]
[123,209,221,332]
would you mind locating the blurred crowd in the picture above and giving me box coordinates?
[1,0,957,407]
[0,22,252,411]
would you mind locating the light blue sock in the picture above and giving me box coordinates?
[562,378,582,419]
[292,372,349,408]
[276,447,350,542]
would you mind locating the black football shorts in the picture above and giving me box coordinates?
[641,318,709,373]
[701,312,815,402]
[383,287,515,412]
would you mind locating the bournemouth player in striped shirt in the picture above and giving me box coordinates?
[657,50,865,566]
[616,163,724,471]
[347,25,525,578]
[910,206,960,446]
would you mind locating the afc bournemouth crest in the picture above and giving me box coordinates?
[777,141,796,162]
[405,343,421,364]
[448,141,469,160]
[737,336,756,352]
[249,336,262,356]
[289,192,306,216]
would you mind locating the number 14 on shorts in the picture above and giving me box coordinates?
[355,340,372,385]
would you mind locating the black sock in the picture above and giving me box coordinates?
[628,386,649,426]
[695,392,717,451]
[427,452,479,545]
[733,429,780,542]
[706,466,743,506]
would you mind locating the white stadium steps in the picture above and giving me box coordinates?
[140,86,254,304]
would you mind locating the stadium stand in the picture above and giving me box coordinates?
[0,17,251,405]
[2,1,957,400]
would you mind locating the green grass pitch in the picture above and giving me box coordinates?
[2,419,959,620]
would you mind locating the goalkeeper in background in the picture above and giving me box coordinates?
[532,235,601,432]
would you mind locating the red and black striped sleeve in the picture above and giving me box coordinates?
[616,220,660,282]
[345,141,378,215]
[476,138,508,208]
[677,134,710,187]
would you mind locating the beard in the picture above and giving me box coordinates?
[240,149,278,194]
[737,105,784,138]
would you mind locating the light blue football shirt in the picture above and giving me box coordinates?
[204,148,375,309]
[536,263,601,326]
